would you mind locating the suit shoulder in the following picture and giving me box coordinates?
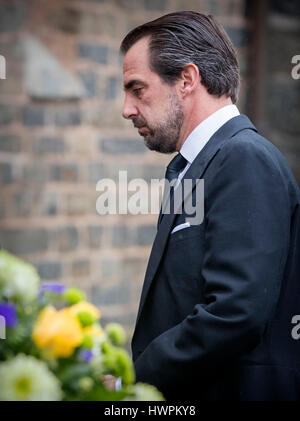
[215,128,299,196]
[220,129,291,173]
[224,129,281,157]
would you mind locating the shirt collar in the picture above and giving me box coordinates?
[180,104,240,164]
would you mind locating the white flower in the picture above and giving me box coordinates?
[123,383,165,401]
[0,250,40,303]
[89,334,107,378]
[0,354,62,401]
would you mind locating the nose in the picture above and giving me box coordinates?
[122,95,138,120]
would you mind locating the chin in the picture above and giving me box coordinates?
[144,138,157,151]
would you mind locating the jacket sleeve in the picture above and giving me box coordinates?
[133,135,291,398]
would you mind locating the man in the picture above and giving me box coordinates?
[119,11,300,400]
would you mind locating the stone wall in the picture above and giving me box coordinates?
[262,1,300,182]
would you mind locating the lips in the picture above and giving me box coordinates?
[133,119,146,128]
[133,121,148,135]
[138,126,148,135]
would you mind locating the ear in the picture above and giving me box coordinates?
[178,63,201,98]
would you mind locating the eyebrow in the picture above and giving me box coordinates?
[124,80,146,91]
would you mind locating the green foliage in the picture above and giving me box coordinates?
[63,287,86,304]
[105,322,127,346]
[102,340,135,385]
[77,311,96,327]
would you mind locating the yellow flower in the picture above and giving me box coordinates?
[32,306,83,358]
[83,324,104,338]
[66,301,101,320]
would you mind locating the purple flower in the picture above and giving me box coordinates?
[40,282,66,294]
[38,282,67,304]
[78,349,94,363]
[0,302,17,328]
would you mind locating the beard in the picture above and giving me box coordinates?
[133,91,184,154]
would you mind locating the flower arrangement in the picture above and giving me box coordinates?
[0,250,164,401]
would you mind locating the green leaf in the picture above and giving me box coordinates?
[81,383,128,401]
[57,362,91,385]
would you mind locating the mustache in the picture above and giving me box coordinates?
[132,117,147,129]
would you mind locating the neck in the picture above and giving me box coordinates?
[176,95,233,151]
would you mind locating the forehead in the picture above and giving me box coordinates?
[123,37,154,84]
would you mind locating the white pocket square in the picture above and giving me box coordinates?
[171,222,191,234]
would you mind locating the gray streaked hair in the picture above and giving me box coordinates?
[120,11,240,103]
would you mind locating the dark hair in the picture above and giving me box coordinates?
[120,11,240,103]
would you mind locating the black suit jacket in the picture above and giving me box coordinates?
[131,115,300,400]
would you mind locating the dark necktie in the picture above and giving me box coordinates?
[165,152,188,183]
[158,153,187,227]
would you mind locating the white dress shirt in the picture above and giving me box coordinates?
[178,104,240,181]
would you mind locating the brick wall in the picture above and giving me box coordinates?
[0,0,278,352]
[262,1,300,182]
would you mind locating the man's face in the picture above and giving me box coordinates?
[122,37,184,153]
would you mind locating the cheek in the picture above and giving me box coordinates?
[138,101,153,121]
[140,89,170,121]
[142,108,159,127]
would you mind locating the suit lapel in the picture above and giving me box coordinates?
[134,115,257,327]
